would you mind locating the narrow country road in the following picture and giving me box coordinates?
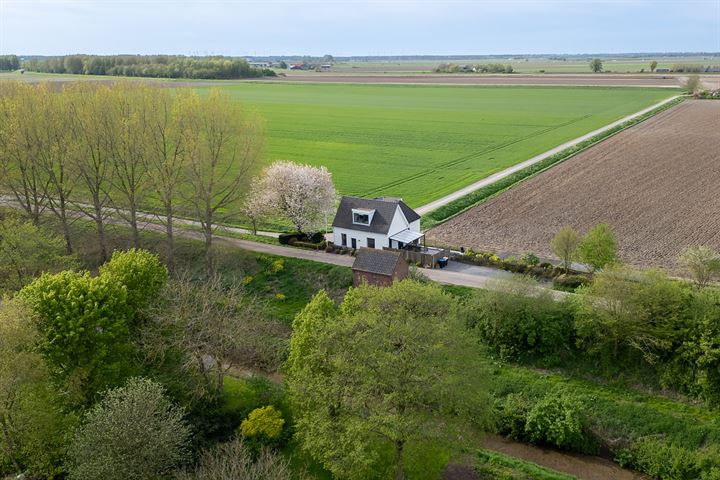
[0,195,567,295]
[415,95,682,215]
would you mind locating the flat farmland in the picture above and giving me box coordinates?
[428,100,720,270]
[213,83,674,207]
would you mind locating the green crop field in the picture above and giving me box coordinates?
[210,83,675,207]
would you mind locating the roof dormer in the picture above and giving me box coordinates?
[352,208,375,226]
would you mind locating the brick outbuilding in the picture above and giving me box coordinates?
[351,248,409,287]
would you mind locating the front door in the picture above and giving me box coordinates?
[351,238,357,249]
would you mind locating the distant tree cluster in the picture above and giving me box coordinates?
[0,55,20,71]
[0,82,264,273]
[22,55,276,79]
[671,63,706,73]
[434,62,514,73]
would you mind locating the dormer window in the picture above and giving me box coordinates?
[352,208,375,226]
[354,213,369,224]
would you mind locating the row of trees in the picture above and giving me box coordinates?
[550,223,720,285]
[550,223,617,272]
[0,82,264,272]
[22,55,276,79]
[0,55,20,71]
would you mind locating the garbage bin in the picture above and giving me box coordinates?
[437,257,449,269]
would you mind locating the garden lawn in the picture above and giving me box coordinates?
[211,83,675,207]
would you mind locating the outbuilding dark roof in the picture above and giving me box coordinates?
[332,196,420,234]
[352,249,405,276]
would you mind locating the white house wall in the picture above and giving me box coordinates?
[387,206,410,237]
[333,227,390,249]
[408,219,420,233]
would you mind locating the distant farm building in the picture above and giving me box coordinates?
[352,249,408,287]
[321,64,332,71]
[248,61,272,68]
[655,68,671,73]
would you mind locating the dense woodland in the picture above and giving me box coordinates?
[1,81,720,480]
[21,55,276,79]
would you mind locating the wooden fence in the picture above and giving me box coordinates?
[383,247,450,269]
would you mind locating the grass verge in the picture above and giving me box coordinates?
[476,448,576,480]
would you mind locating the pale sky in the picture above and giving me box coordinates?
[0,0,718,56]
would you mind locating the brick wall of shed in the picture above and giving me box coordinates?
[353,271,394,287]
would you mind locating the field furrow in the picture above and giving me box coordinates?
[428,100,720,271]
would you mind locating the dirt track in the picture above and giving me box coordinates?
[270,73,719,88]
[428,100,720,271]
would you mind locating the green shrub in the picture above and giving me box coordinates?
[553,274,590,291]
[521,253,541,267]
[623,436,720,480]
[99,248,167,311]
[0,215,78,293]
[574,268,694,369]
[496,393,532,441]
[468,282,575,366]
[525,389,590,453]
[239,405,285,442]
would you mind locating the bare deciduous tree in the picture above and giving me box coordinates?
[174,438,296,480]
[679,246,720,287]
[67,83,116,262]
[143,88,190,271]
[34,83,78,253]
[550,225,580,272]
[0,83,47,224]
[107,83,151,248]
[181,89,264,274]
[140,275,285,400]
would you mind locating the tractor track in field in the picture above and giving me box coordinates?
[359,114,592,198]
[415,95,681,215]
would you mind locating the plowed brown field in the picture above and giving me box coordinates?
[428,100,720,271]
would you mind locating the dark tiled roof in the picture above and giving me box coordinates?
[332,196,420,234]
[398,201,421,223]
[352,249,405,276]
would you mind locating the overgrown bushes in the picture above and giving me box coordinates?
[495,388,594,454]
[617,437,720,480]
[468,280,575,366]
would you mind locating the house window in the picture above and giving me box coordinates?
[353,213,370,225]
[341,233,347,246]
[351,238,357,249]
[367,238,375,248]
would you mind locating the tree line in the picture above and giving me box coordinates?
[0,55,20,71]
[0,81,264,273]
[22,55,276,79]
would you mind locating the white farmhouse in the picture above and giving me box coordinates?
[331,196,424,250]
